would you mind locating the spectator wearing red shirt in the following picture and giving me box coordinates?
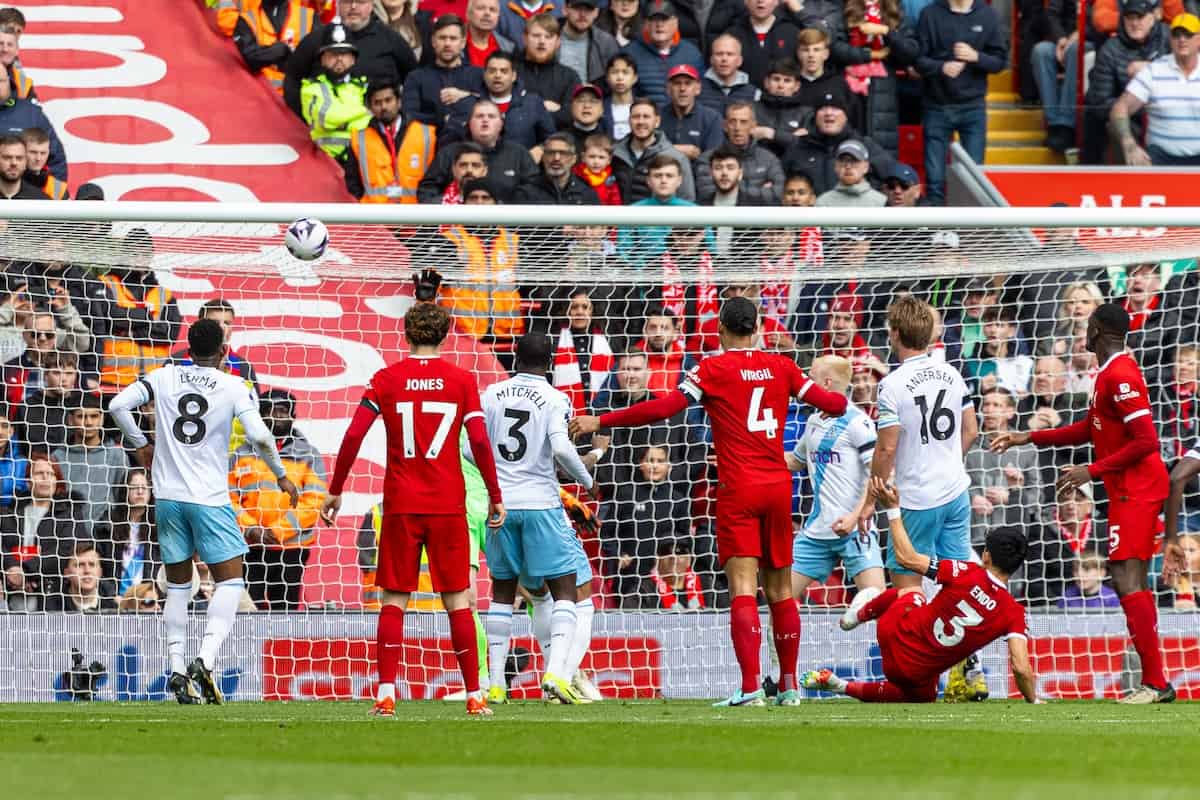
[636,308,694,395]
[689,284,794,356]
[1120,261,1180,379]
[465,0,514,67]
[573,131,623,204]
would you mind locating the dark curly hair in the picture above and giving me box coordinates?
[404,302,451,347]
[985,527,1028,576]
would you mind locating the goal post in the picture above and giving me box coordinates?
[1,200,1199,703]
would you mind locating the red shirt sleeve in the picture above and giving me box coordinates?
[1029,418,1092,448]
[1088,411,1160,479]
[598,390,690,428]
[936,559,972,586]
[328,387,381,496]
[791,361,848,416]
[1106,359,1154,426]
[460,373,502,505]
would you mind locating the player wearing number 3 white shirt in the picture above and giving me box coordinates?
[108,319,297,706]
[865,296,978,589]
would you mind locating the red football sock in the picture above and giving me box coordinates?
[730,595,762,694]
[376,604,404,687]
[1120,590,1168,689]
[846,680,908,703]
[449,607,481,694]
[770,599,801,692]
[859,587,899,622]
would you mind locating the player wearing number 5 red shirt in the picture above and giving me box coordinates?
[992,303,1175,704]
[322,277,506,718]
[570,296,849,707]
[803,477,1039,703]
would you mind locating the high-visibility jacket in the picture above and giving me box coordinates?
[212,0,240,36]
[361,504,444,611]
[9,64,33,101]
[300,73,370,158]
[350,121,435,204]
[237,0,318,93]
[440,226,525,341]
[42,174,67,200]
[97,274,173,389]
[229,453,326,549]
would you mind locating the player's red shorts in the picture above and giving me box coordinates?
[375,513,470,593]
[715,479,793,568]
[1106,496,1162,561]
[874,591,938,701]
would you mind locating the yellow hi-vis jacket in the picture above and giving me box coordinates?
[439,226,525,341]
[301,73,370,158]
[350,121,435,204]
[230,452,326,549]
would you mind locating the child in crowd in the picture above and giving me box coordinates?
[605,53,638,141]
[1058,552,1121,609]
[574,133,623,205]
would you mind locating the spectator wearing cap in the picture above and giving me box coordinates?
[74,183,103,201]
[781,89,892,194]
[402,16,485,134]
[1093,0,1184,35]
[562,82,614,153]
[498,0,563,41]
[752,58,813,157]
[659,64,724,159]
[471,51,555,152]
[694,101,785,203]
[301,20,372,159]
[1112,12,1200,165]
[727,0,801,87]
[284,0,418,118]
[560,0,621,82]
[612,97,696,202]
[1082,0,1169,164]
[0,80,65,183]
[465,0,515,68]
[699,34,759,114]
[623,0,703,108]
[814,139,887,206]
[418,100,540,201]
[882,161,925,205]
[517,13,580,120]
[514,131,601,203]
[915,0,1007,204]
[0,136,43,200]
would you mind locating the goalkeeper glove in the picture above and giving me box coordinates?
[412,268,443,302]
[559,487,600,536]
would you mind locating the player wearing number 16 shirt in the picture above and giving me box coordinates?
[992,303,1174,705]
[570,297,849,707]
[321,292,506,718]
[803,478,1039,704]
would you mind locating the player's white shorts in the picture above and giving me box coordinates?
[792,530,883,582]
[157,499,248,566]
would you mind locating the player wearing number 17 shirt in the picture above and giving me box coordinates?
[803,477,1039,703]
[570,297,849,707]
[321,287,507,718]
[992,303,1175,704]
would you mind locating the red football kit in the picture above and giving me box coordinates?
[1030,351,1168,561]
[329,355,502,593]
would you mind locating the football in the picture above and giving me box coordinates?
[284,217,328,261]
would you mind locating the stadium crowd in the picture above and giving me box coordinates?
[2,0,1200,617]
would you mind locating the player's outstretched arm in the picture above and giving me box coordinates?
[871,476,930,575]
[1008,636,1041,704]
[571,390,691,439]
[796,377,848,416]
[1163,456,1200,583]
[994,418,1089,453]
[321,400,380,525]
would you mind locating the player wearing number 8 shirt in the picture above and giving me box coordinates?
[571,297,849,707]
[804,478,1039,703]
[109,319,299,706]
[321,288,506,718]
[992,303,1175,704]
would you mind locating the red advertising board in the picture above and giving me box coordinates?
[1014,637,1200,700]
[984,167,1200,209]
[262,637,664,701]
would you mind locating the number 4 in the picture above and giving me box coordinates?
[747,386,778,439]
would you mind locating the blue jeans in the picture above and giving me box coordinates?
[1031,39,1081,129]
[923,102,987,205]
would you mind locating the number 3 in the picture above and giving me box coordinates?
[933,599,983,647]
[747,386,778,439]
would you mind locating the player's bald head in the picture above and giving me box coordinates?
[811,355,851,392]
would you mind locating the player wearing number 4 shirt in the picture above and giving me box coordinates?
[993,304,1175,705]
[803,477,1040,703]
[322,277,507,719]
[571,297,849,708]
[109,319,299,706]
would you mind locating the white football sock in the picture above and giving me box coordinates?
[545,600,577,678]
[377,683,395,702]
[485,603,514,690]
[564,598,595,681]
[532,591,553,657]
[164,581,191,676]
[197,578,243,671]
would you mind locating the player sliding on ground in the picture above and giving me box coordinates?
[321,271,506,718]
[991,302,1175,704]
[804,477,1039,703]
[571,296,848,707]
[472,333,599,705]
[109,318,299,705]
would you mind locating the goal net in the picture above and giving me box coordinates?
[1,200,1199,703]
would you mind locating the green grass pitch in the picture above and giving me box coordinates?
[1,701,1193,799]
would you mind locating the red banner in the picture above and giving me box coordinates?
[1016,636,1200,700]
[261,636,664,700]
[23,0,351,202]
[984,167,1200,209]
